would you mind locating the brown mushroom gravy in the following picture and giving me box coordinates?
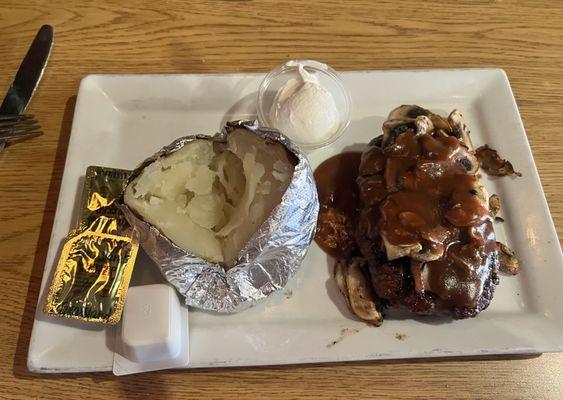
[315,126,498,308]
[314,152,362,258]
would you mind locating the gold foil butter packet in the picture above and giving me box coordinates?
[43,166,138,324]
[78,165,132,231]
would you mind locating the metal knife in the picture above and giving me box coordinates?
[0,25,54,115]
[0,25,53,151]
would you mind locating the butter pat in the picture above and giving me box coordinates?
[113,284,189,375]
[121,284,181,362]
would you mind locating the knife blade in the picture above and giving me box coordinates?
[0,25,54,115]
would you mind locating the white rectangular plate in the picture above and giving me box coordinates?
[28,69,563,373]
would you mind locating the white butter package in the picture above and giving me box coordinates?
[113,284,189,375]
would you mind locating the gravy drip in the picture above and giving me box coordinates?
[313,152,362,258]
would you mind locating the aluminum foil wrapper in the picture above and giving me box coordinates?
[119,120,319,313]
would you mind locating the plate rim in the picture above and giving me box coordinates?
[28,68,563,373]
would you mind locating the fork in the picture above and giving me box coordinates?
[0,114,43,151]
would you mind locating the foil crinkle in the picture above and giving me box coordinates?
[120,120,319,313]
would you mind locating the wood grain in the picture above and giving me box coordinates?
[0,0,562,398]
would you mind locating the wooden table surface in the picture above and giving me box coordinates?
[1,0,562,398]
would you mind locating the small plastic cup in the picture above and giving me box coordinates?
[257,60,352,152]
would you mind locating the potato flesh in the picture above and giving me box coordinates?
[124,130,294,267]
[219,130,294,265]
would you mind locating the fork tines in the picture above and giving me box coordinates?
[0,114,43,141]
[0,114,36,128]
[0,114,35,121]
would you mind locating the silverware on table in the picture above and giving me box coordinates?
[0,114,42,143]
[0,24,54,151]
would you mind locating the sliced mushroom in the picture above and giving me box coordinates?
[489,194,501,218]
[382,220,451,263]
[410,244,446,262]
[382,118,415,148]
[411,260,425,294]
[334,258,350,304]
[475,145,522,177]
[345,258,383,326]
[429,113,452,133]
[383,105,432,147]
[448,109,472,146]
[383,236,422,261]
[473,181,490,210]
[452,146,480,175]
[497,242,519,275]
[388,104,431,120]
[414,115,434,135]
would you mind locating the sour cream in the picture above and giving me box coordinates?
[269,65,340,144]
